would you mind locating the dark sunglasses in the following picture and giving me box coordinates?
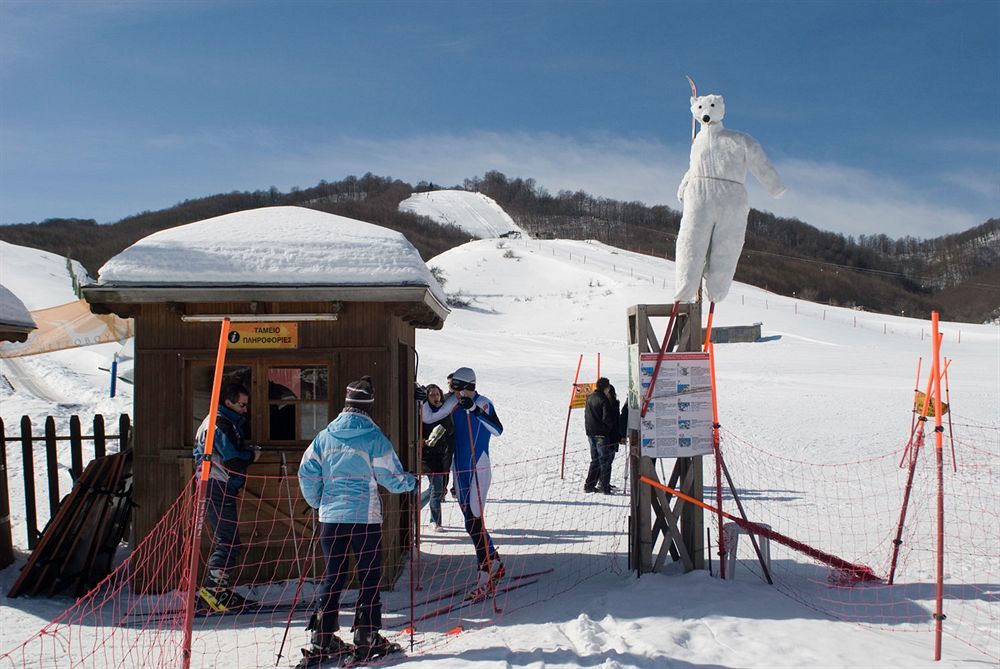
[449,380,474,391]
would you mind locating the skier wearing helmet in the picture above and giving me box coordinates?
[423,366,505,601]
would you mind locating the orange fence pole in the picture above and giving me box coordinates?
[943,358,957,473]
[560,355,584,480]
[931,312,945,661]
[181,319,231,669]
[708,341,725,578]
[702,302,715,352]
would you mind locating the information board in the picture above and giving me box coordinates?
[632,351,714,458]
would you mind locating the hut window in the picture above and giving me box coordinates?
[267,365,330,441]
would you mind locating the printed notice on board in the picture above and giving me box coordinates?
[227,322,298,349]
[636,351,714,458]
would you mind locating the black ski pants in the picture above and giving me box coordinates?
[316,522,383,637]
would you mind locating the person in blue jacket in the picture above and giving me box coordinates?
[296,376,415,668]
[423,366,505,601]
[192,382,260,610]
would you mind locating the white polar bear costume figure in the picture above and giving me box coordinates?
[675,94,785,303]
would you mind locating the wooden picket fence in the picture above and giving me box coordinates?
[0,414,130,567]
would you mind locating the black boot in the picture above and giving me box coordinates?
[351,628,402,663]
[295,624,352,669]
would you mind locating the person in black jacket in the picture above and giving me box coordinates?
[584,377,616,494]
[419,383,455,531]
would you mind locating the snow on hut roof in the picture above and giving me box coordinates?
[0,283,36,332]
[86,206,448,327]
[99,207,442,292]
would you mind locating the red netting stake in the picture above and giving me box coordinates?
[889,332,940,584]
[640,301,681,418]
[708,340,725,579]
[560,355,583,479]
[702,302,715,352]
[943,358,957,473]
[181,318,231,669]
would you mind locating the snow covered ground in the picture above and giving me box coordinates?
[1,218,998,667]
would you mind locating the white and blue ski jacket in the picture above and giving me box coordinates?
[423,393,503,518]
[299,410,415,524]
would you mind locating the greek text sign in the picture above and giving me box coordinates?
[227,323,298,349]
[637,351,714,458]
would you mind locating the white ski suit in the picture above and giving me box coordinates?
[675,94,785,303]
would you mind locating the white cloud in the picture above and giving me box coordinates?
[267,131,991,239]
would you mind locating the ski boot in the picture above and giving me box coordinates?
[466,555,505,602]
[197,568,258,613]
[294,629,353,669]
[350,629,402,665]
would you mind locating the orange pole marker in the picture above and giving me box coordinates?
[181,318,231,669]
[560,355,584,480]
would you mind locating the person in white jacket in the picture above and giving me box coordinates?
[675,93,786,304]
[296,376,415,667]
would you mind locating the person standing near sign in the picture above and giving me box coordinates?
[193,382,261,611]
[584,377,616,494]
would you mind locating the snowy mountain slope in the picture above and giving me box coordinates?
[1,235,997,668]
[399,190,527,239]
[0,240,88,310]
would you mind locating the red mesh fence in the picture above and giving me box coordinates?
[712,412,998,660]
[2,414,996,666]
[1,449,629,668]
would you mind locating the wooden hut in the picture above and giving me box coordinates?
[82,206,449,589]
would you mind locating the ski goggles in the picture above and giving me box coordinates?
[449,379,475,391]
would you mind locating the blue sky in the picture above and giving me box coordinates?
[1,0,996,239]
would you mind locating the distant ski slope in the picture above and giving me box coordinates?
[399,190,527,239]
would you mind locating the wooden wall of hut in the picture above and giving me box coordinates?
[130,300,416,592]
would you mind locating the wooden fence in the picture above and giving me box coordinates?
[0,414,130,567]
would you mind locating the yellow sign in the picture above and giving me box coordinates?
[227,322,298,349]
[913,391,949,417]
[570,382,596,409]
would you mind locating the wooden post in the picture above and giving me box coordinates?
[44,416,60,518]
[69,415,84,480]
[0,418,13,569]
[20,416,38,550]
[627,302,705,574]
[94,414,106,458]
[119,414,131,452]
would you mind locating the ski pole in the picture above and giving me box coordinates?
[275,506,318,667]
[465,402,500,615]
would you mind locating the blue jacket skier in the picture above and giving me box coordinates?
[296,376,414,667]
[422,366,505,600]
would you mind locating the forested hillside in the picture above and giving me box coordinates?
[1,172,996,323]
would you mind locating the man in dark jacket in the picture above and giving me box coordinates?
[193,382,260,610]
[584,377,616,494]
